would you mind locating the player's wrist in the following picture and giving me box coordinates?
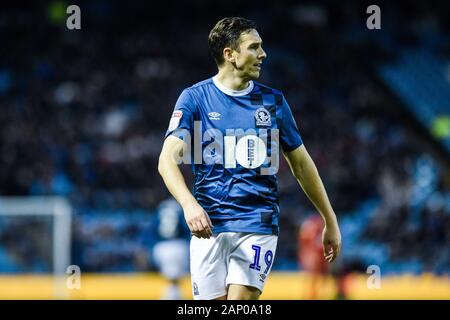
[180,197,198,210]
[323,214,338,228]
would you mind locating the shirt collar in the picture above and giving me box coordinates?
[212,76,254,96]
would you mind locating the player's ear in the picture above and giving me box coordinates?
[223,47,236,64]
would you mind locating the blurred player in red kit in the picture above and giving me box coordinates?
[298,215,328,299]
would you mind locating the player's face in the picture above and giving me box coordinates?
[234,29,267,80]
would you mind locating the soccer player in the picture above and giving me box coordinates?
[152,198,190,300]
[158,17,341,300]
[298,215,328,299]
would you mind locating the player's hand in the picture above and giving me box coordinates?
[322,222,341,263]
[182,200,213,239]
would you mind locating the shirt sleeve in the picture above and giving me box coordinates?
[279,94,303,152]
[164,88,196,140]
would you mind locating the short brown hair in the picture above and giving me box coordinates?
[208,17,257,66]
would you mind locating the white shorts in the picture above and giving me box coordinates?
[153,239,190,280]
[190,232,278,300]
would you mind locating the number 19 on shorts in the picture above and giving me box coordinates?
[249,245,273,282]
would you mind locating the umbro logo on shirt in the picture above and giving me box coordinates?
[208,112,221,120]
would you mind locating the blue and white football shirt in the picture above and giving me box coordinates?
[165,76,303,235]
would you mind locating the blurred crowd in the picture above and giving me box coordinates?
[0,1,449,274]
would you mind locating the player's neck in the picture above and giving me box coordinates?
[215,69,251,91]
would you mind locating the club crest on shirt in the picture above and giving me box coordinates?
[254,107,271,126]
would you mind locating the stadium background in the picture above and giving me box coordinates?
[0,0,449,299]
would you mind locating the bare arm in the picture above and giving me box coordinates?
[158,135,212,238]
[283,144,342,262]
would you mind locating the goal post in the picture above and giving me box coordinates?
[0,196,72,299]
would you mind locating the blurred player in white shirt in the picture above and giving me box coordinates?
[153,198,190,300]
